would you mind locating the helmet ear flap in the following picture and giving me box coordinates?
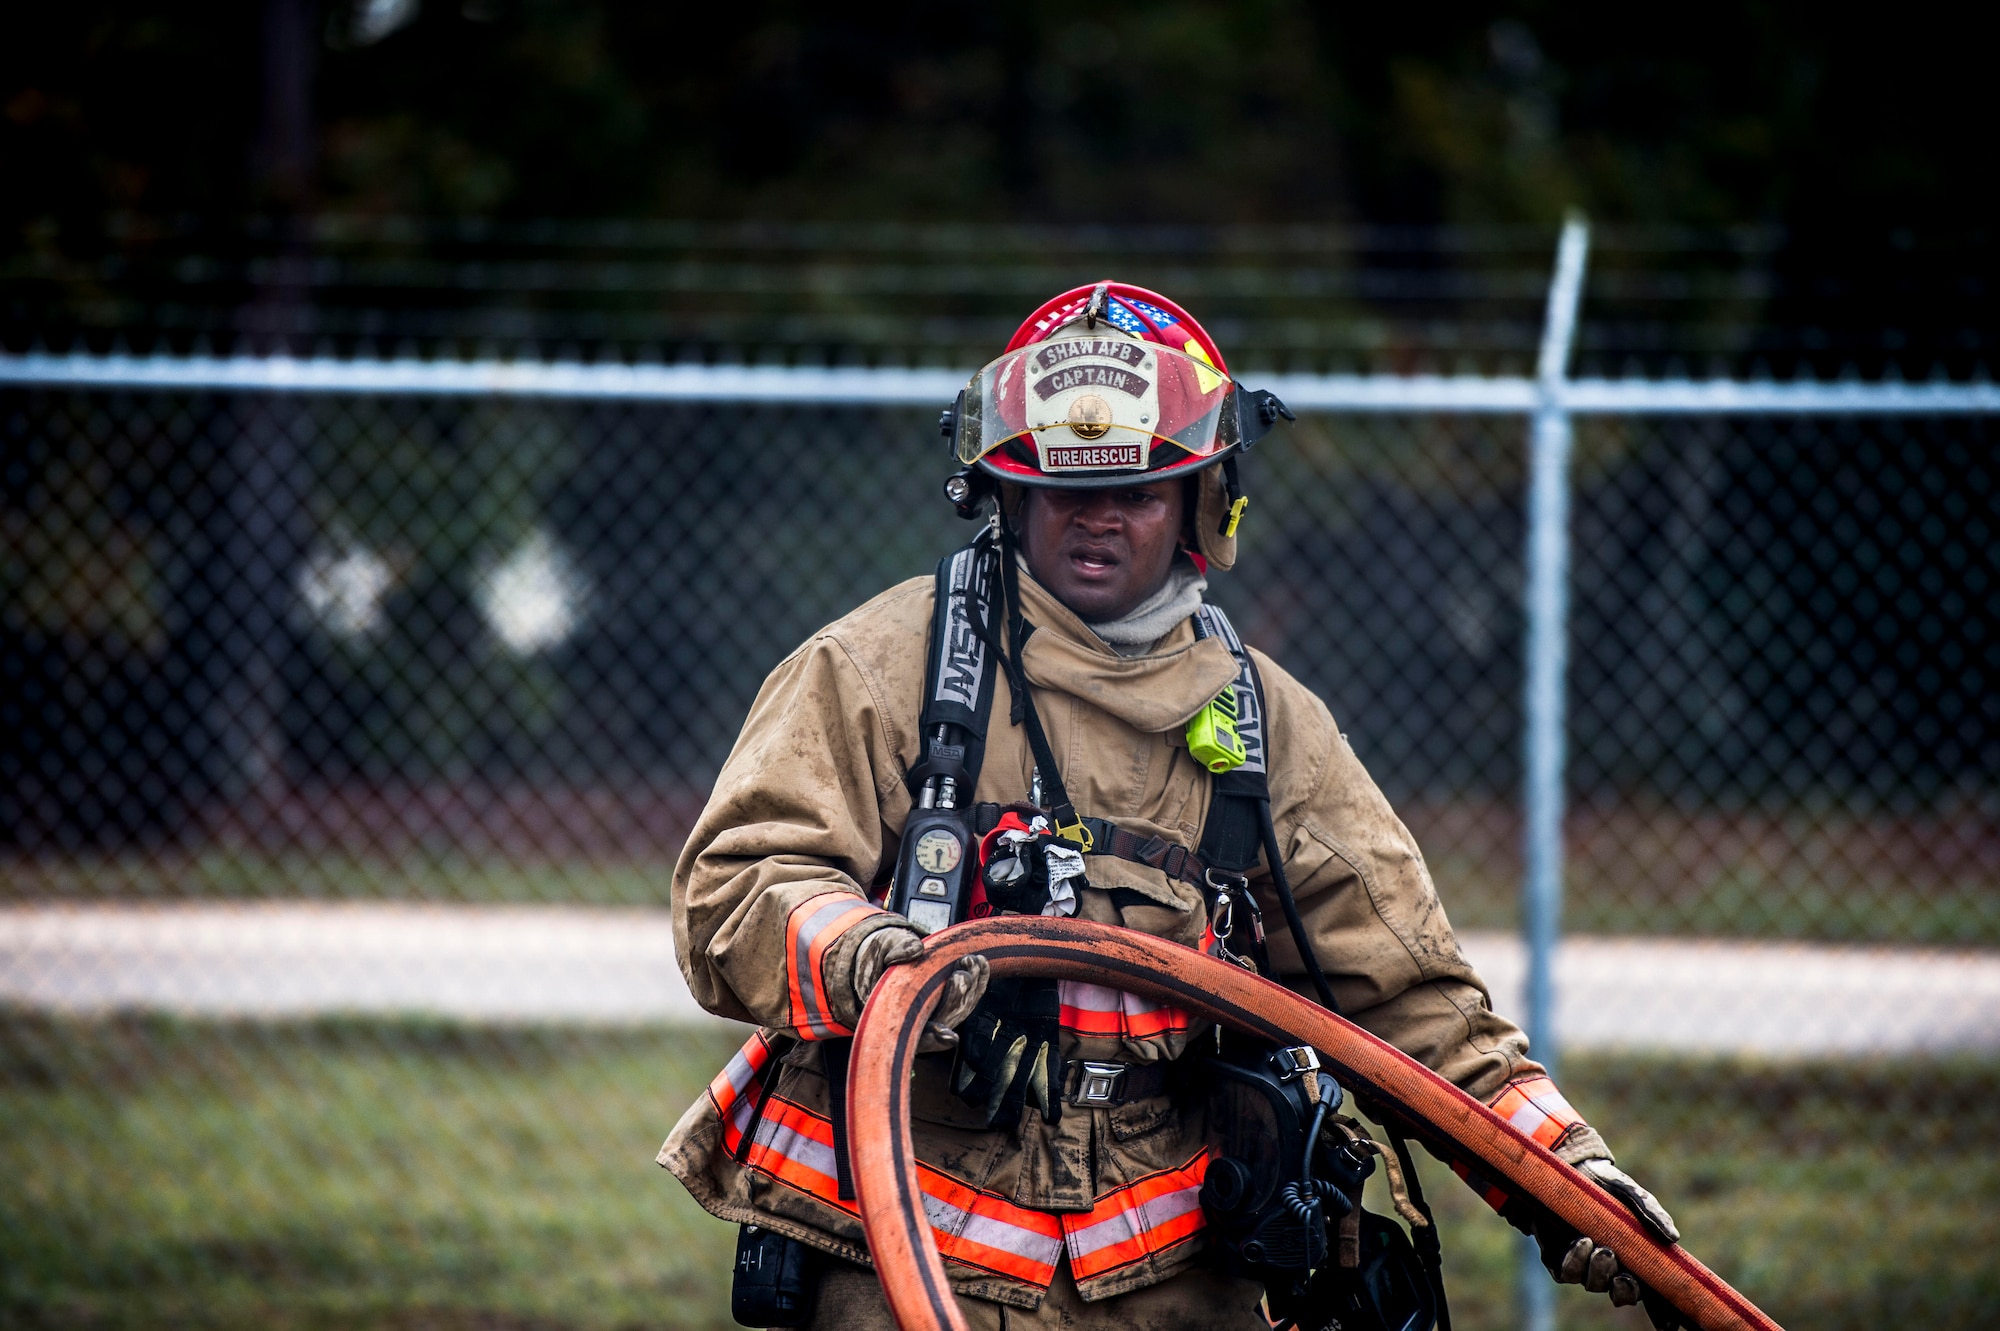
[1193,466,1239,571]
[997,481,1028,525]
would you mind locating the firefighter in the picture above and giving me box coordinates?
[659,283,1675,1329]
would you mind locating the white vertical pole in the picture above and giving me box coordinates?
[1520,215,1590,1331]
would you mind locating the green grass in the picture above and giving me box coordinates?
[1406,797,2000,947]
[3,1016,1996,1330]
[1410,1056,2000,1331]
[0,852,676,908]
[0,1015,742,1330]
[1427,845,2000,948]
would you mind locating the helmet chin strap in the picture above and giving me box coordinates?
[1220,454,1249,537]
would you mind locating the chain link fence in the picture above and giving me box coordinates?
[4,258,1998,1327]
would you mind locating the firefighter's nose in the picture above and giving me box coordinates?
[1073,495,1122,532]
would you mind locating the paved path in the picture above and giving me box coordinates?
[2,903,1996,1055]
[0,903,695,1025]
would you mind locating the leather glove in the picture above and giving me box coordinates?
[1509,1155,1683,1329]
[851,926,988,1055]
[951,977,1062,1128]
[1577,1157,1679,1245]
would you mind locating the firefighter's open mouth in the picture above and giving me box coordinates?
[1068,545,1121,578]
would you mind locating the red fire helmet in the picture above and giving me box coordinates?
[949,281,1265,490]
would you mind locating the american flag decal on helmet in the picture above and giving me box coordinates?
[1100,299,1150,337]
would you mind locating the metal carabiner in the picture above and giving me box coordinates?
[1205,869,1256,970]
[1212,891,1235,944]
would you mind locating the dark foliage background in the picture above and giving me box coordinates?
[7,2,1997,230]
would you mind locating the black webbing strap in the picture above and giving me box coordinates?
[969,804,1210,888]
[1192,607,1272,971]
[821,1040,857,1201]
[731,1033,796,1167]
[1078,818,1209,887]
[1198,777,1266,875]
[1390,1125,1452,1331]
[1191,605,1269,875]
[1191,614,1341,1015]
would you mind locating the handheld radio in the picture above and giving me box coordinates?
[1186,684,1248,773]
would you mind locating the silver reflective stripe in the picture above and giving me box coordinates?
[718,1040,763,1099]
[921,1194,1066,1266]
[1063,1180,1206,1261]
[959,1211,1066,1267]
[752,1112,841,1182]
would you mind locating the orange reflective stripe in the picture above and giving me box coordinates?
[741,1094,847,1200]
[1058,980,1128,1036]
[1452,1157,1513,1213]
[918,1160,1065,1286]
[707,1031,774,1120]
[1057,980,1193,1040]
[1119,1001,1193,1040]
[1062,1148,1210,1282]
[708,1032,775,1155]
[785,893,884,1040]
[1489,1075,1585,1152]
[741,1095,1065,1287]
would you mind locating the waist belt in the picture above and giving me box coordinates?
[1061,1058,1173,1107]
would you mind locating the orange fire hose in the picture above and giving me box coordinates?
[849,916,1782,1331]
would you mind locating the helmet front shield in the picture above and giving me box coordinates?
[951,338,1242,478]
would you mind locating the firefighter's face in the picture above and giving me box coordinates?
[1018,480,1187,623]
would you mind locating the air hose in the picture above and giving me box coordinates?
[1257,794,1340,1012]
[1278,1091,1353,1226]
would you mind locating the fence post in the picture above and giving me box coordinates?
[1520,215,1590,1331]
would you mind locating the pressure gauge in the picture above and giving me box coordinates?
[889,811,975,935]
[913,828,963,874]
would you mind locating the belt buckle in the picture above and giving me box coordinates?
[1078,1061,1128,1104]
[1270,1045,1321,1081]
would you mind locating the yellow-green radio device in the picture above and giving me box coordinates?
[1187,684,1249,773]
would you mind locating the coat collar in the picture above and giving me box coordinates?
[1014,570,1239,733]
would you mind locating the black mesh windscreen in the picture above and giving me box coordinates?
[3,388,1995,1330]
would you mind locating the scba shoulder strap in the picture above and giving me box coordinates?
[905,534,1002,799]
[1190,604,1268,876]
[910,539,1270,896]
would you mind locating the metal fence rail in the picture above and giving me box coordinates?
[7,349,1999,414]
[3,229,1997,1331]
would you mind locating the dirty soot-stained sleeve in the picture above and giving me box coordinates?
[670,626,916,1035]
[1251,648,1545,1105]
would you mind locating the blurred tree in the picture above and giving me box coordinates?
[4,0,1995,851]
[4,2,1994,233]
[289,396,576,780]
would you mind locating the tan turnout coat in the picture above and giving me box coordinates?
[660,565,1546,1309]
